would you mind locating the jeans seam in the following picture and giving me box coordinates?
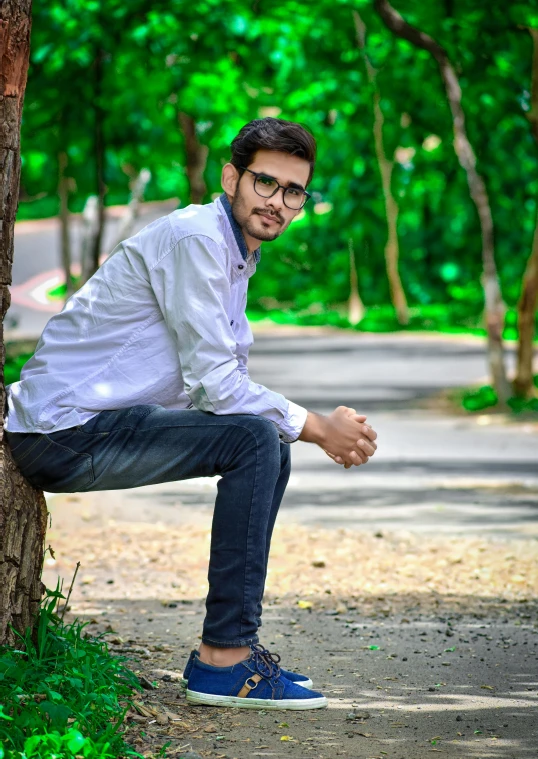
[239,425,260,637]
[8,435,48,464]
[237,423,279,639]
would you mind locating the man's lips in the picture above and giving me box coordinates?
[254,211,281,225]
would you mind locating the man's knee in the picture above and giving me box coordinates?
[242,415,281,450]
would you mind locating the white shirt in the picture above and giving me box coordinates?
[6,196,308,443]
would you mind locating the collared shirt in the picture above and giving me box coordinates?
[6,196,308,443]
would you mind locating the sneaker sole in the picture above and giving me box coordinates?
[185,689,327,710]
[181,676,314,690]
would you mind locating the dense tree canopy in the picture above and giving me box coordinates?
[20,0,538,335]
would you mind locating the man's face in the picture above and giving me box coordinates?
[226,150,311,244]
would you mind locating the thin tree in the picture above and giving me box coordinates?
[0,0,48,646]
[178,112,209,204]
[58,150,74,297]
[375,0,511,404]
[352,9,409,326]
[514,27,538,399]
[348,238,365,326]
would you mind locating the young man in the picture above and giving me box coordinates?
[6,118,377,710]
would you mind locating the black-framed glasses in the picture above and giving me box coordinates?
[240,167,311,210]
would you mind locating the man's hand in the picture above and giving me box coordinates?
[299,406,378,468]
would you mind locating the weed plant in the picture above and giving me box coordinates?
[0,587,141,759]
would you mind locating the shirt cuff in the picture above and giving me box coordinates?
[278,401,308,443]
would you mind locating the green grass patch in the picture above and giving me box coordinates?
[47,276,82,301]
[462,380,538,414]
[0,587,142,759]
[248,303,537,341]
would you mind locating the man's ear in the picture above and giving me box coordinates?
[221,163,240,196]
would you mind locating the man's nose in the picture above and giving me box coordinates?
[265,188,284,211]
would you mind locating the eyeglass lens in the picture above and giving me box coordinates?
[254,174,305,209]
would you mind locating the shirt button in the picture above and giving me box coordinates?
[238,264,244,270]
[230,320,234,326]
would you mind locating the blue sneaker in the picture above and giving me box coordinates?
[185,645,327,710]
[182,645,313,689]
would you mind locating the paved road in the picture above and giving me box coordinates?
[47,330,538,538]
[7,210,537,535]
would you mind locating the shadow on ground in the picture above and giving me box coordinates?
[67,593,538,759]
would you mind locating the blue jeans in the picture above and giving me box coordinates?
[6,406,291,648]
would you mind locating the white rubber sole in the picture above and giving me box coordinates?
[181,676,314,689]
[186,688,327,710]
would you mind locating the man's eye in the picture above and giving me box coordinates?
[286,188,301,197]
[258,176,276,186]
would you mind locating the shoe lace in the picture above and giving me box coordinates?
[250,643,282,680]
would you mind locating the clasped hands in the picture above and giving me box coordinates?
[299,405,378,470]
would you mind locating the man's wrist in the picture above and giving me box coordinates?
[298,411,328,447]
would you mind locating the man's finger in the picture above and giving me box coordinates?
[324,449,345,466]
[357,439,376,456]
[349,449,368,465]
[358,423,377,442]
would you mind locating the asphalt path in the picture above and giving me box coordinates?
[6,207,537,536]
[44,329,538,539]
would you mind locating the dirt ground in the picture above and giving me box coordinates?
[45,504,538,759]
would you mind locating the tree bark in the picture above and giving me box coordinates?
[178,112,208,204]
[82,46,106,284]
[348,238,365,325]
[109,168,151,252]
[0,0,48,646]
[353,10,409,326]
[374,0,511,404]
[58,150,73,298]
[514,28,538,398]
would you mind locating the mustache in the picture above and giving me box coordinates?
[252,208,284,225]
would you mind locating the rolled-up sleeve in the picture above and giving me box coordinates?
[149,235,307,442]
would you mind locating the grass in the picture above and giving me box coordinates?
[5,299,537,416]
[248,302,536,341]
[462,379,538,414]
[0,587,142,759]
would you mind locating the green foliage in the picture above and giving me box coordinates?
[20,0,538,319]
[3,353,33,385]
[0,588,141,759]
[15,0,538,414]
[462,375,538,413]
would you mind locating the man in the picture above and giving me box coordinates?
[6,117,377,710]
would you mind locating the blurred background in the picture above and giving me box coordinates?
[6,0,538,413]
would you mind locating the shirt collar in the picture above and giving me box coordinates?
[219,193,261,264]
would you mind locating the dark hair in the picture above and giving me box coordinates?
[230,117,316,185]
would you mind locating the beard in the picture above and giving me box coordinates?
[231,186,287,242]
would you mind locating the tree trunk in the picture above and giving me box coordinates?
[58,150,73,297]
[353,10,409,326]
[83,46,106,284]
[348,238,365,325]
[178,112,208,204]
[514,214,538,398]
[514,28,538,398]
[80,195,100,284]
[0,0,48,646]
[374,0,511,404]
[109,168,151,253]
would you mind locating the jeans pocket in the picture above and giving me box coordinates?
[16,436,94,493]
